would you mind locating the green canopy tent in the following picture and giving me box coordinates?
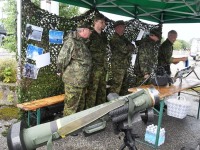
[53,0,200,23]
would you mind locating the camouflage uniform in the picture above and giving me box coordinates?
[109,33,134,95]
[134,36,160,86]
[57,31,92,116]
[85,30,107,109]
[158,39,173,75]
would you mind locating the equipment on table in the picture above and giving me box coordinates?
[140,66,173,87]
[150,66,173,86]
[173,66,199,83]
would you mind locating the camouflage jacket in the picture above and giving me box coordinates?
[57,31,92,88]
[158,39,173,66]
[134,36,160,76]
[87,30,107,68]
[110,33,135,69]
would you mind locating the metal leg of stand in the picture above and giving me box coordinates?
[36,108,41,125]
[28,111,31,127]
[197,98,200,119]
[154,100,164,149]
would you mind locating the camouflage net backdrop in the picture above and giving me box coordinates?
[18,0,162,104]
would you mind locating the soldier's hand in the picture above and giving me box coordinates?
[182,57,188,62]
[144,74,150,79]
[57,72,62,77]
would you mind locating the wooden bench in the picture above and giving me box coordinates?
[17,94,65,126]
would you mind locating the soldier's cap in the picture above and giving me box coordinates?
[77,22,93,30]
[94,14,105,21]
[113,20,125,28]
[150,28,161,39]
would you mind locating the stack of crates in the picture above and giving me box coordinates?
[144,124,165,146]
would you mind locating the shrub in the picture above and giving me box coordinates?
[0,58,17,83]
[0,106,19,120]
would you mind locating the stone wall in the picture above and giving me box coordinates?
[0,82,17,106]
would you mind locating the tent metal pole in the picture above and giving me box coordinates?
[17,0,22,80]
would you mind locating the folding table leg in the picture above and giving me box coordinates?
[154,100,164,149]
[28,111,31,127]
[36,108,41,125]
[197,98,200,119]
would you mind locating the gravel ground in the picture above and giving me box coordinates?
[0,119,17,150]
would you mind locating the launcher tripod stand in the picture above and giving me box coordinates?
[119,127,139,150]
[174,66,200,84]
[109,107,139,150]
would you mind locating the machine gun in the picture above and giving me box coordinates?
[7,88,160,150]
[173,66,200,83]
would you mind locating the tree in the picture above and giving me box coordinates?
[173,40,182,50]
[173,39,190,50]
[0,0,80,52]
[59,3,80,18]
[0,0,17,52]
[179,40,190,50]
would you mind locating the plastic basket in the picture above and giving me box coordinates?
[165,96,191,119]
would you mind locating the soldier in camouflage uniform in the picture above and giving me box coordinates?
[57,23,92,116]
[158,30,187,76]
[134,29,161,86]
[85,14,108,109]
[109,20,135,95]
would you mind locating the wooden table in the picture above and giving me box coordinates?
[128,78,200,99]
[128,78,200,149]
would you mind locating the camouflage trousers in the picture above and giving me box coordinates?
[85,67,106,109]
[63,84,86,116]
[109,68,128,96]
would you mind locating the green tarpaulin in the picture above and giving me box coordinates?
[53,0,200,23]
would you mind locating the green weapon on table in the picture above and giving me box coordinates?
[7,87,159,150]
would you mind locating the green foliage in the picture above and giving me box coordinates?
[0,0,17,52]
[179,39,191,50]
[0,106,19,120]
[173,39,190,50]
[0,58,17,83]
[0,91,3,100]
[1,35,16,52]
[31,0,40,6]
[3,67,13,83]
[0,0,79,52]
[59,4,80,18]
[7,93,14,103]
[173,40,182,50]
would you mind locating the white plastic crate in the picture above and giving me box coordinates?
[165,96,191,119]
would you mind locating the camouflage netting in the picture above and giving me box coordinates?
[18,0,162,104]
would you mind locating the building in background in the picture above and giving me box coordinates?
[190,38,200,61]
